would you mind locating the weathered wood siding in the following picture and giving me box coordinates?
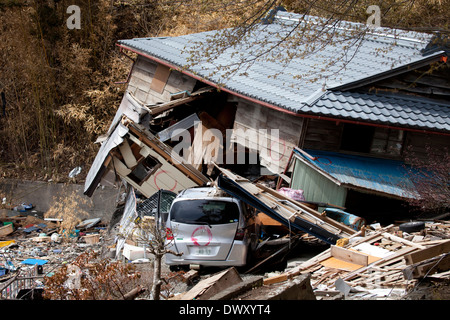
[230,96,304,174]
[127,56,197,104]
[302,119,342,151]
[302,118,449,161]
[404,131,449,163]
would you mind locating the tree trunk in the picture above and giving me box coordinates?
[124,285,146,300]
[151,253,163,300]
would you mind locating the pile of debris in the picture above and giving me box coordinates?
[154,219,449,301]
[0,208,105,299]
[259,221,450,300]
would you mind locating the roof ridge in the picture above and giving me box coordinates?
[274,11,432,47]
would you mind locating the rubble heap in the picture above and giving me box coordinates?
[260,221,450,300]
[0,209,105,299]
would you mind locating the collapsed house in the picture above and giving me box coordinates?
[84,10,449,247]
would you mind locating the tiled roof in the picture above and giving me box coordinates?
[118,11,448,131]
[304,91,450,131]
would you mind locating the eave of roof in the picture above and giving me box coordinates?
[302,90,450,133]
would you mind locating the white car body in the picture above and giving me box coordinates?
[165,187,255,267]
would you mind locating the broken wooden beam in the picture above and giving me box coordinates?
[403,253,450,280]
[181,267,243,300]
[148,87,214,116]
[405,239,450,265]
[123,285,146,300]
[182,269,199,283]
[263,273,289,285]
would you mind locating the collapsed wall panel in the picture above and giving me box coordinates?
[216,167,355,245]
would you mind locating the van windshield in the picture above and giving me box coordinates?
[170,200,240,225]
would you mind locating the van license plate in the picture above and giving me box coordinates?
[193,247,213,255]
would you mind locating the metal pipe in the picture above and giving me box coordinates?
[115,47,136,85]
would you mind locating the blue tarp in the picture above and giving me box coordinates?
[21,259,48,266]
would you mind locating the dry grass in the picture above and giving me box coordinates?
[44,190,91,239]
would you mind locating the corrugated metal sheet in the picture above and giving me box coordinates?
[293,148,418,199]
[291,157,347,207]
[117,11,445,129]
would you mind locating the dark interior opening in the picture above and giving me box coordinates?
[340,123,375,153]
[344,189,413,225]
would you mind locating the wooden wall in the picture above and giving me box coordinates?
[302,118,449,162]
[403,131,449,163]
[230,96,304,174]
[301,118,342,151]
[127,56,197,104]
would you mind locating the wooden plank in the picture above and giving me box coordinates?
[405,240,450,265]
[150,64,171,94]
[382,233,426,250]
[330,245,369,266]
[321,256,364,271]
[263,274,288,285]
[182,267,242,300]
[150,96,194,114]
[403,253,450,280]
[0,224,13,237]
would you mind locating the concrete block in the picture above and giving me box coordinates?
[123,243,149,261]
[267,273,316,300]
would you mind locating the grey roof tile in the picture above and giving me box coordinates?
[312,91,450,130]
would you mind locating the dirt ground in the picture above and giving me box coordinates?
[402,279,450,300]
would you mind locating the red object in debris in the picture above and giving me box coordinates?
[166,228,174,240]
[234,228,245,241]
[24,224,35,229]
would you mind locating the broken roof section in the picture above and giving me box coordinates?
[216,166,356,245]
[117,11,448,133]
[293,148,418,199]
[84,91,210,198]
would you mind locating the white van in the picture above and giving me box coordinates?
[165,187,259,268]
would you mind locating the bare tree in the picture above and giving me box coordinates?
[170,0,448,84]
[404,146,450,215]
[130,213,182,300]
